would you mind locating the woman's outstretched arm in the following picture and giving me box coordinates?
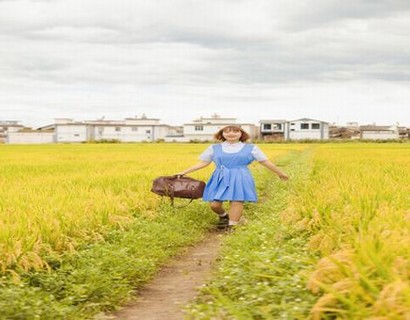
[259,160,289,180]
[177,161,211,176]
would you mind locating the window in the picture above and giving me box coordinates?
[131,126,138,132]
[146,130,151,134]
[301,123,309,130]
[195,126,204,131]
[273,124,282,130]
[263,124,272,130]
[74,134,80,137]
[312,123,320,129]
[98,127,104,134]
[115,127,121,132]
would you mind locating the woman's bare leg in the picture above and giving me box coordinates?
[210,201,225,215]
[228,201,244,222]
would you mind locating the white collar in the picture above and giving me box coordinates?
[222,141,243,146]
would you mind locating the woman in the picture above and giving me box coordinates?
[177,125,289,230]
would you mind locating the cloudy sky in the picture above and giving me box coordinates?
[0,0,409,127]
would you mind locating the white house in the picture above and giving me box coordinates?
[259,118,329,140]
[360,125,399,140]
[286,118,329,140]
[55,115,170,143]
[259,119,288,141]
[182,114,258,142]
[1,121,25,143]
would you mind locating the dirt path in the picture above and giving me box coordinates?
[106,231,223,320]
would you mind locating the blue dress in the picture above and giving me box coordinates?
[202,143,258,202]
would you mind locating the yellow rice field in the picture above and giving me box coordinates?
[0,143,294,274]
[282,143,410,318]
[1,142,409,318]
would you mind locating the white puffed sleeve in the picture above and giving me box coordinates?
[199,145,214,162]
[252,145,268,161]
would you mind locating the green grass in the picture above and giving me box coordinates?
[185,144,410,319]
[0,204,216,319]
[185,149,319,319]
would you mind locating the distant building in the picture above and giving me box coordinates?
[360,125,399,140]
[259,119,287,141]
[4,115,408,144]
[259,118,329,140]
[287,118,329,140]
[7,127,55,144]
[181,113,258,142]
[1,121,27,143]
[55,114,170,143]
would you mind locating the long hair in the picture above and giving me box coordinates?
[214,125,250,142]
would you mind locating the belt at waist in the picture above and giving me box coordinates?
[216,165,247,169]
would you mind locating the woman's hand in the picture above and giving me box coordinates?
[278,173,289,181]
[259,160,289,180]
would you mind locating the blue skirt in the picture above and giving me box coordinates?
[202,166,257,202]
